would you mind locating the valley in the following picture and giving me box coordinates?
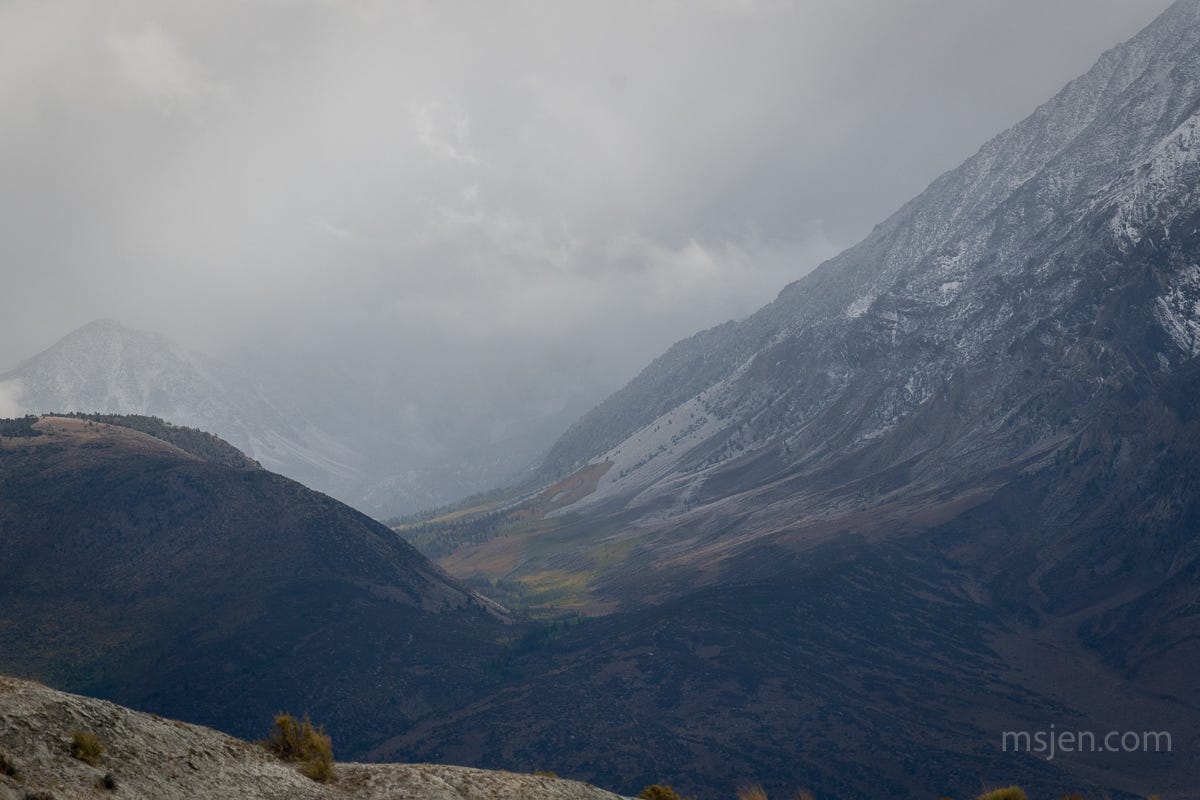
[3,2,1200,798]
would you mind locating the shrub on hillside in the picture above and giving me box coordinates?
[68,731,104,766]
[0,751,19,779]
[0,416,42,438]
[737,785,768,800]
[300,754,334,783]
[638,785,690,800]
[264,713,335,783]
[977,789,1026,800]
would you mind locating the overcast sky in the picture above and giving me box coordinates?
[0,0,1173,408]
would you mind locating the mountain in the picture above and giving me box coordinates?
[0,319,365,501]
[0,415,510,755]
[423,0,1200,611]
[0,675,633,800]
[7,3,1200,798]
[0,319,573,518]
[389,2,1200,796]
[541,0,1200,483]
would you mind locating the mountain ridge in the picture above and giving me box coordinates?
[540,0,1200,481]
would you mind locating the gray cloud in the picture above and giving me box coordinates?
[0,0,1172,442]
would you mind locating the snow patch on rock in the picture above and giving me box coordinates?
[1155,262,1200,357]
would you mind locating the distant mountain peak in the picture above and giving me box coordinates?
[72,316,137,333]
[47,317,166,349]
[1,317,567,518]
[0,320,366,497]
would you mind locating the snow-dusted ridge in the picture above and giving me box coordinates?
[547,0,1200,516]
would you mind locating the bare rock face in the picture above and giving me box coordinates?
[0,676,632,800]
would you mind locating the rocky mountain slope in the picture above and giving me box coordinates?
[0,416,510,755]
[0,675,631,800]
[428,0,1200,612]
[384,3,1200,796]
[542,0,1200,485]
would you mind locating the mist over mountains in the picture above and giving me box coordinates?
[0,0,1172,521]
[3,2,1200,800]
[0,318,585,516]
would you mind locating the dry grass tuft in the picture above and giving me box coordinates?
[68,731,104,766]
[976,788,1027,800]
[264,713,335,783]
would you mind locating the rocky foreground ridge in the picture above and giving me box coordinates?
[0,676,631,800]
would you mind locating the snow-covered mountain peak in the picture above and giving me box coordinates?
[0,319,364,497]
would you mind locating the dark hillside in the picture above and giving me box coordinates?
[0,416,509,754]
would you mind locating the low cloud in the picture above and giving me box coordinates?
[108,22,218,108]
[0,0,1173,441]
